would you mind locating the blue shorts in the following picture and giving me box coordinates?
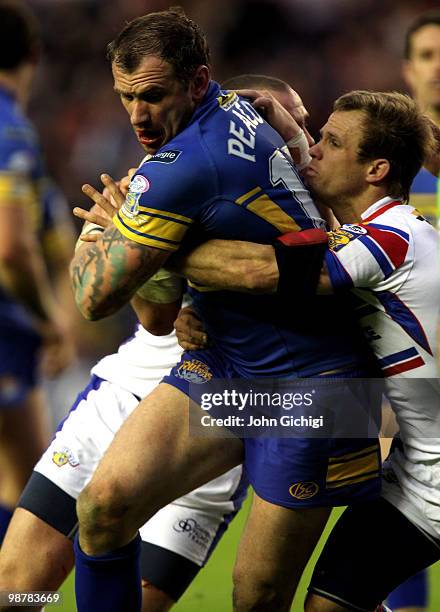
[0,324,41,407]
[163,349,382,508]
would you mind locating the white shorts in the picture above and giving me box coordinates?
[20,375,247,568]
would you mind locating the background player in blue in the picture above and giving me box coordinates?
[70,10,381,612]
[0,0,74,547]
[403,10,440,230]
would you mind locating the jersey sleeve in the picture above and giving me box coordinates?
[325,222,410,290]
[113,148,214,252]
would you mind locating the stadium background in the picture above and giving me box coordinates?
[22,0,440,609]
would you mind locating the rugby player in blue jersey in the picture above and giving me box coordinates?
[70,9,382,612]
[0,0,74,548]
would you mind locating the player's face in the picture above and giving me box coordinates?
[305,110,369,207]
[403,24,440,113]
[272,87,314,146]
[113,55,198,154]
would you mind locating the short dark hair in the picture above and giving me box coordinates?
[107,7,210,86]
[0,0,40,70]
[221,74,290,93]
[404,10,440,59]
[334,90,433,202]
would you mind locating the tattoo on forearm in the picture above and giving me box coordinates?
[71,225,165,318]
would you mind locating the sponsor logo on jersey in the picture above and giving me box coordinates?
[173,517,210,548]
[122,175,150,219]
[52,447,80,468]
[176,359,213,384]
[217,91,238,111]
[129,175,150,194]
[328,227,363,252]
[148,150,181,164]
[289,481,319,500]
[342,224,367,235]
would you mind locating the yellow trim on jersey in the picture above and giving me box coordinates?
[235,186,262,205]
[113,214,180,252]
[246,194,301,233]
[326,446,379,488]
[0,173,40,229]
[137,206,193,225]
[408,194,436,216]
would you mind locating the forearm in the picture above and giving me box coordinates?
[70,224,169,320]
[169,239,279,293]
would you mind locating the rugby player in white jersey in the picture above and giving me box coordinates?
[381,12,440,612]
[170,89,440,611]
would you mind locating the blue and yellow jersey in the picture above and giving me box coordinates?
[409,167,437,226]
[0,85,50,330]
[116,82,373,377]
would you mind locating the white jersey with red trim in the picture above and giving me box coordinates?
[326,196,440,538]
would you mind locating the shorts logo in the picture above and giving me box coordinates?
[289,481,319,500]
[148,150,181,164]
[217,92,238,111]
[176,359,213,384]
[173,517,210,549]
[52,447,79,468]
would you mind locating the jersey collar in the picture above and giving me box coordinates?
[361,196,404,223]
[187,80,221,127]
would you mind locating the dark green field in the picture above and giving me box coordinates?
[57,496,440,611]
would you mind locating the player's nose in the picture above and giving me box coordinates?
[309,141,321,159]
[131,100,151,126]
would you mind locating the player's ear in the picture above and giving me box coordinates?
[190,65,210,103]
[365,158,390,185]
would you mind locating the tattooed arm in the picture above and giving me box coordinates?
[70,225,169,320]
[70,176,170,320]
